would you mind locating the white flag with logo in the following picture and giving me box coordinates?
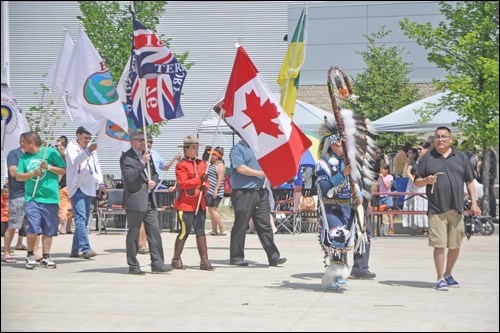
[1,80,29,155]
[44,31,74,93]
[94,57,134,151]
[64,26,128,134]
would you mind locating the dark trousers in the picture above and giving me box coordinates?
[352,201,372,275]
[230,189,280,263]
[126,199,164,270]
[488,183,496,217]
[176,210,206,239]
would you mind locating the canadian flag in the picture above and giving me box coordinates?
[223,46,311,187]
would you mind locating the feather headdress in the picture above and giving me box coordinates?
[317,114,340,160]
[323,66,378,199]
[317,113,377,198]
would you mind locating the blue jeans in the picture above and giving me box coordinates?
[70,189,93,254]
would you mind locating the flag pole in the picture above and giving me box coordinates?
[31,101,60,197]
[1,119,5,152]
[193,38,243,215]
[194,108,224,215]
[1,63,8,152]
[32,28,77,197]
[137,79,151,180]
[131,7,151,180]
[41,28,69,138]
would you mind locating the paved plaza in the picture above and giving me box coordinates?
[1,227,499,332]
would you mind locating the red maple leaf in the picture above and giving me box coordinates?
[242,90,283,138]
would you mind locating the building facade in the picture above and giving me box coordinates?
[1,1,444,182]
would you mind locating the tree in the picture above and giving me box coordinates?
[27,85,64,142]
[400,1,499,214]
[77,1,192,135]
[345,27,420,154]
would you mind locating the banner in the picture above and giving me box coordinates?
[64,26,128,134]
[1,80,29,155]
[277,7,307,118]
[224,46,311,187]
[95,57,136,151]
[44,31,74,93]
[131,15,187,127]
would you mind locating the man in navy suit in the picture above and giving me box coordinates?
[120,131,169,275]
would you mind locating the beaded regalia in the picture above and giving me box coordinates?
[316,67,377,290]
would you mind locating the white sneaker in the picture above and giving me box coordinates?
[25,256,37,269]
[40,257,57,269]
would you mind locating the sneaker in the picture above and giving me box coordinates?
[40,257,57,269]
[444,275,460,288]
[435,279,449,291]
[83,251,97,259]
[25,256,37,269]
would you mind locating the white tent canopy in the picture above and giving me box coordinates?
[372,92,460,133]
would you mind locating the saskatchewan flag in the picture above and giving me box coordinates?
[277,7,307,118]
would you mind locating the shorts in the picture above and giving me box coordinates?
[378,196,394,208]
[24,200,59,237]
[428,210,464,249]
[8,197,27,230]
[205,195,222,208]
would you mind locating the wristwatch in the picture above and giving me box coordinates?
[47,165,53,171]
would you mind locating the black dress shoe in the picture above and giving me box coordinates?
[350,271,376,279]
[229,259,249,266]
[269,257,287,266]
[151,266,172,274]
[129,268,146,275]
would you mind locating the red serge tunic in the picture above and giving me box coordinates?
[174,157,208,212]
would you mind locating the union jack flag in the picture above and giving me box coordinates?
[122,55,183,128]
[131,15,187,126]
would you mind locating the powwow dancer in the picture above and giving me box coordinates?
[316,67,376,290]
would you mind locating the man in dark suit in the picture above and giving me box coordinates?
[120,131,169,275]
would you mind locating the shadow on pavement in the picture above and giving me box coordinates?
[379,280,435,288]
[268,280,327,292]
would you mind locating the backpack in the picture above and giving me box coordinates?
[223,167,232,197]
